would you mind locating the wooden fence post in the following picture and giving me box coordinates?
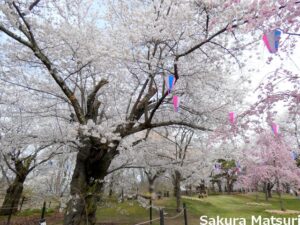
[39,201,46,225]
[149,198,153,224]
[159,208,164,225]
[183,203,188,225]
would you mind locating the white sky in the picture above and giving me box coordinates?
[243,34,300,104]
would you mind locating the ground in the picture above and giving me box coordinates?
[0,193,299,225]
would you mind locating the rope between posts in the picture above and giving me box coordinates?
[133,208,184,224]
[162,207,182,210]
[133,217,160,225]
[165,209,184,220]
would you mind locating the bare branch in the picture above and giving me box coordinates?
[0,24,32,48]
[29,0,41,11]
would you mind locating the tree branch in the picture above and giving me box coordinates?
[86,79,108,119]
[29,0,41,11]
[0,24,32,48]
[176,25,229,59]
[128,78,150,121]
[125,120,212,136]
[0,6,86,124]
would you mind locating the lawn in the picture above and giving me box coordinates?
[96,193,300,225]
[0,193,299,225]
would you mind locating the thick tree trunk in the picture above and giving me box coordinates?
[0,176,26,216]
[172,171,181,212]
[63,141,117,225]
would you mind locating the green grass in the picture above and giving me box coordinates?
[0,207,56,223]
[16,208,55,217]
[1,193,299,225]
[97,193,300,225]
[181,193,300,224]
[96,198,159,224]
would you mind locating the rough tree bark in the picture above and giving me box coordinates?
[63,138,118,225]
[172,170,182,212]
[0,160,29,216]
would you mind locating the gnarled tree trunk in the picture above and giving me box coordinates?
[0,176,25,216]
[63,140,117,225]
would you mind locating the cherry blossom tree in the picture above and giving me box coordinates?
[1,0,300,224]
[0,111,64,216]
[243,132,300,210]
[211,159,240,194]
[154,127,197,212]
[41,152,75,212]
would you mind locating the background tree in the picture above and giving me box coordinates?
[212,159,240,194]
[244,132,300,210]
[0,115,63,216]
[41,152,75,212]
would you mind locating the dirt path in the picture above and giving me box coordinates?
[0,213,64,225]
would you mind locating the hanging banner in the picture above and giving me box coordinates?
[229,112,235,124]
[173,95,180,112]
[165,74,175,93]
[271,123,279,135]
[263,29,281,53]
